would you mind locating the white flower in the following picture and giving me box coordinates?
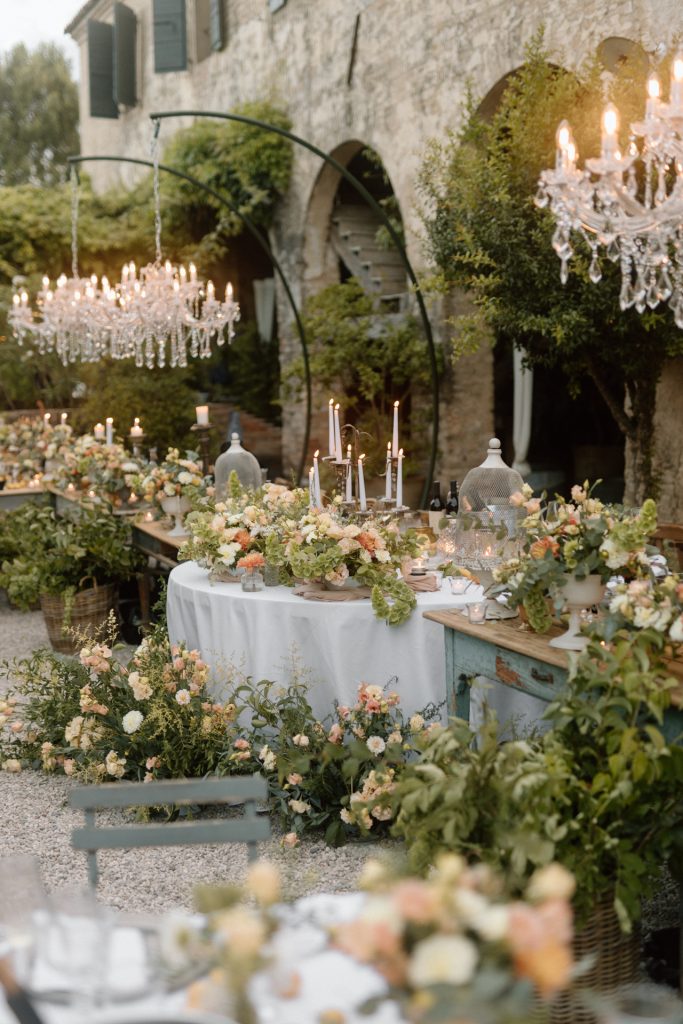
[128,671,152,701]
[105,750,126,778]
[670,614,683,643]
[474,904,510,942]
[633,604,672,631]
[526,863,576,903]
[258,744,277,772]
[122,710,144,734]
[175,689,191,705]
[408,934,478,988]
[288,799,311,815]
[177,471,193,485]
[163,482,177,497]
[2,759,21,773]
[375,548,391,563]
[409,714,425,732]
[292,734,309,747]
[366,735,386,756]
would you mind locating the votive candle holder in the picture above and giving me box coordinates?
[467,600,487,624]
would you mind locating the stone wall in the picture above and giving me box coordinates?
[67,0,683,512]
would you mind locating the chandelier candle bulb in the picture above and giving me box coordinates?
[396,448,404,508]
[105,418,114,445]
[195,406,209,427]
[207,281,215,300]
[130,418,143,438]
[385,442,392,501]
[358,454,367,510]
[646,74,661,119]
[189,264,197,282]
[334,404,342,462]
[601,103,619,158]
[93,422,105,440]
[313,450,321,508]
[392,401,399,457]
[672,54,683,108]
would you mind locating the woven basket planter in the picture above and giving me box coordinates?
[549,893,641,1024]
[40,583,117,655]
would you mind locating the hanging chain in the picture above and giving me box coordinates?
[152,118,162,265]
[70,168,80,279]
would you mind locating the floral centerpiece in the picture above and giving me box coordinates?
[603,574,683,649]
[137,448,209,504]
[333,856,575,1022]
[279,507,420,625]
[180,480,310,579]
[52,434,145,505]
[0,416,73,484]
[493,482,657,632]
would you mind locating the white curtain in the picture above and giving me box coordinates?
[253,278,276,343]
[512,348,533,477]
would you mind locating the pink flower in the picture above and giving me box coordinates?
[173,657,185,671]
[287,773,303,786]
[328,723,344,744]
[281,832,300,848]
[146,756,159,770]
[509,491,525,507]
[524,498,541,514]
[338,706,350,719]
[234,738,250,750]
[392,879,439,924]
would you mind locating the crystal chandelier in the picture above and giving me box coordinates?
[536,52,683,326]
[9,123,240,368]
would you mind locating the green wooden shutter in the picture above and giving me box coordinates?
[209,0,224,51]
[153,0,187,73]
[113,2,137,107]
[88,20,118,119]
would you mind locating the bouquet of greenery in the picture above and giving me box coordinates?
[493,482,657,631]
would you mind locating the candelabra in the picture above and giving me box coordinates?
[128,431,146,460]
[537,52,683,326]
[190,421,213,478]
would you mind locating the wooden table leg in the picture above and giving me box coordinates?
[445,628,471,723]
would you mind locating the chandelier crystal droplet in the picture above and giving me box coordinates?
[537,52,683,328]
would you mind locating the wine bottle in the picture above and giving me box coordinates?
[446,480,459,516]
[428,481,444,533]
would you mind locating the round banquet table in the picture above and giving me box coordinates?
[167,561,484,719]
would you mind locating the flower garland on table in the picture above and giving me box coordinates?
[281,508,420,625]
[332,856,575,1022]
[136,448,211,512]
[0,416,73,483]
[493,482,658,632]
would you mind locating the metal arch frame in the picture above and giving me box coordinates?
[148,110,440,508]
[67,153,312,483]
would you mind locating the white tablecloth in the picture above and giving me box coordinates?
[167,561,484,719]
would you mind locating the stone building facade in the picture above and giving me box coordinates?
[66,0,683,514]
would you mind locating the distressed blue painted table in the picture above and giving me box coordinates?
[422,609,683,742]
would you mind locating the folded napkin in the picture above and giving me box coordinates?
[293,582,371,602]
[404,573,440,593]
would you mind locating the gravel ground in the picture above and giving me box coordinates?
[0,600,394,913]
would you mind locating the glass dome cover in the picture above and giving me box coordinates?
[459,438,524,514]
[214,433,263,498]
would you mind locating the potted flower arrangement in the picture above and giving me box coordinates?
[333,856,575,1022]
[137,448,210,535]
[493,483,657,647]
[0,505,144,654]
[278,508,420,625]
[52,435,145,505]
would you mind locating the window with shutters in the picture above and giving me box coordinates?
[113,2,137,107]
[88,20,118,119]
[195,0,224,62]
[153,0,188,73]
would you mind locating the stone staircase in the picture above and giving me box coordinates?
[330,203,407,307]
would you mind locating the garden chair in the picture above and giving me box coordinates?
[70,775,270,889]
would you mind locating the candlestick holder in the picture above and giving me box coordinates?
[128,432,146,459]
[190,422,213,477]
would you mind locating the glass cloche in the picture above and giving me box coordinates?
[214,433,263,497]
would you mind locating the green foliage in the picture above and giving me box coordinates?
[0,44,79,187]
[392,632,683,928]
[159,103,293,265]
[284,279,437,473]
[73,360,197,455]
[0,504,144,609]
[417,32,683,498]
[191,321,281,424]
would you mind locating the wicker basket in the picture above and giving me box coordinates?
[549,893,641,1024]
[40,582,117,655]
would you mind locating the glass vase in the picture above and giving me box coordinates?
[241,569,265,592]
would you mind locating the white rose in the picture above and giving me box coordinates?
[175,689,191,706]
[526,863,576,903]
[288,799,311,815]
[366,736,386,756]
[670,615,683,643]
[163,482,177,497]
[408,934,478,988]
[474,904,510,942]
[122,710,144,734]
[409,714,425,732]
[292,734,309,747]
[177,471,193,485]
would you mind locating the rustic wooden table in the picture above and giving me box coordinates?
[130,518,183,628]
[0,486,45,511]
